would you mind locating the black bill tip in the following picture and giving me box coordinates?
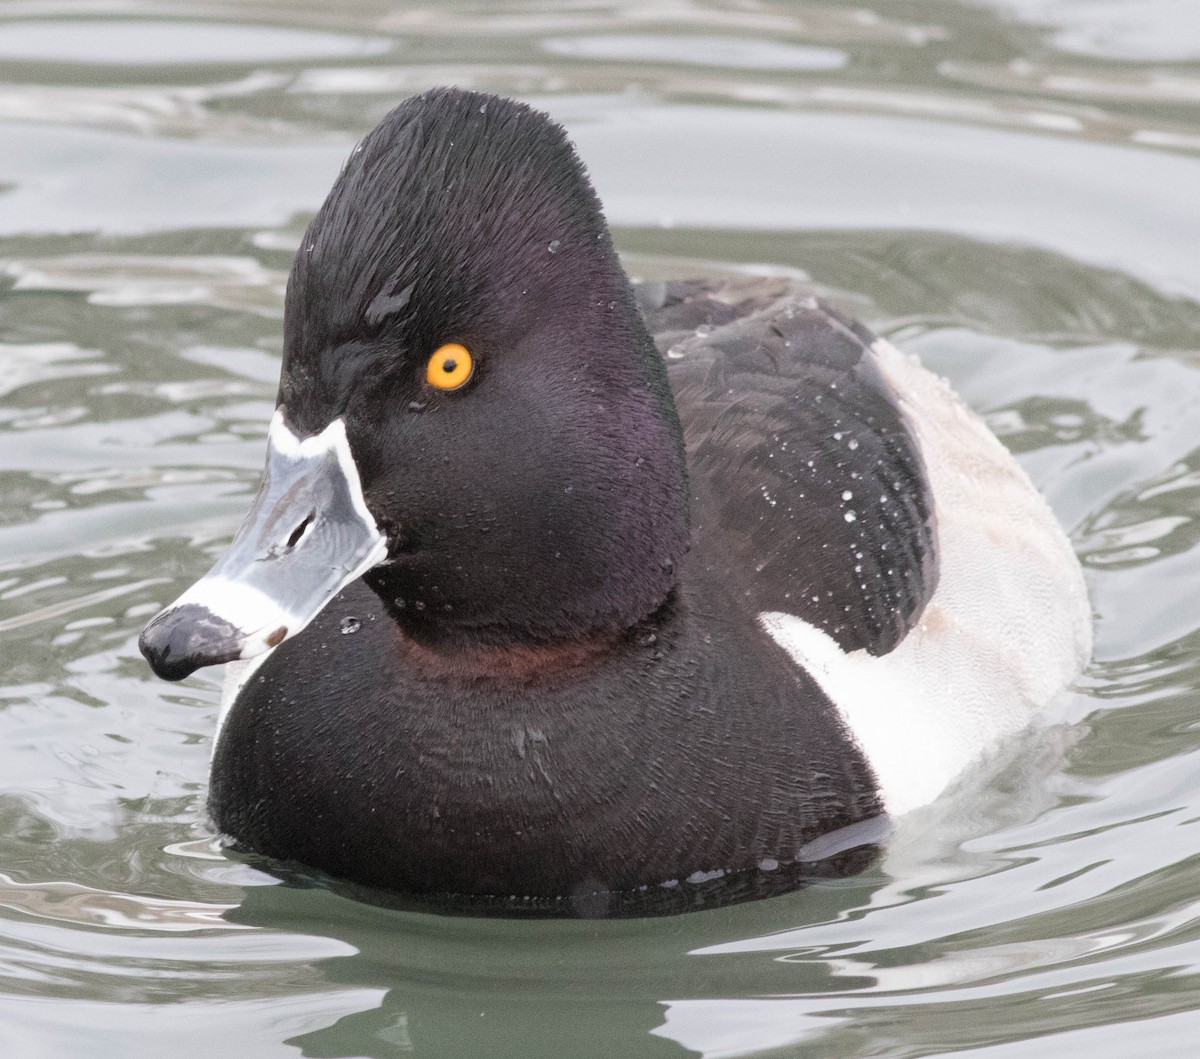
[139,604,243,681]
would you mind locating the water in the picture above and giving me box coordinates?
[2,1,1199,1055]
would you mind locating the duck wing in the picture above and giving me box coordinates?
[639,279,938,656]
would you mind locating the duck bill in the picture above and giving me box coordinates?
[139,411,388,681]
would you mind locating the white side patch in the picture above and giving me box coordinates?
[761,338,1092,816]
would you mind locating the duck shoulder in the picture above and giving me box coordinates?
[638,279,939,656]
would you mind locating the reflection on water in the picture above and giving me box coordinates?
[2,1,1200,1056]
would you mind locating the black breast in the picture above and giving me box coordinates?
[210,573,884,916]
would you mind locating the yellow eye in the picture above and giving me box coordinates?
[425,343,474,391]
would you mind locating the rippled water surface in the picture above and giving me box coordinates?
[3,1,1200,1055]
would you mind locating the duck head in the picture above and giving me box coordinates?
[140,88,689,681]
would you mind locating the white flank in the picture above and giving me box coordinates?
[760,339,1092,816]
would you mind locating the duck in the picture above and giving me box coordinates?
[139,87,1092,916]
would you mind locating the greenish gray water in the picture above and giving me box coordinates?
[1,1,1199,1055]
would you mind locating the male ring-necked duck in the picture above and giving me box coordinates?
[140,88,1092,915]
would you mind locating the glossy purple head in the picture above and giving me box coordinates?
[141,88,689,679]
